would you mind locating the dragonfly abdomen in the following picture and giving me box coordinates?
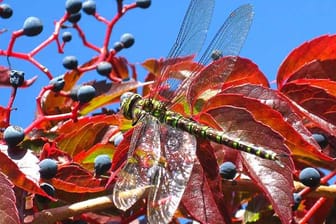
[161,109,278,161]
[128,96,279,162]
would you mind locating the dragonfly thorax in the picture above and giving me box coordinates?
[120,92,168,125]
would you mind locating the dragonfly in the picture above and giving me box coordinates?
[112,1,271,223]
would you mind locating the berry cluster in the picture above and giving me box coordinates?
[0,1,151,222]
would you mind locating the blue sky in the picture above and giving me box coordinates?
[1,1,336,127]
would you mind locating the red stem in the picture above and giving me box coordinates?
[103,3,137,53]
[24,112,74,134]
[29,56,53,79]
[73,23,101,53]
[30,35,56,57]
[1,50,53,79]
[5,87,18,126]
[299,197,327,224]
[7,30,23,54]
[30,14,69,56]
[94,12,109,25]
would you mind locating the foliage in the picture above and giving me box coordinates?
[0,1,335,224]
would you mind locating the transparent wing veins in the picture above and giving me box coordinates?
[151,0,215,102]
[113,115,161,211]
[147,125,197,223]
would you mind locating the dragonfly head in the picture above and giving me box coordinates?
[120,92,142,120]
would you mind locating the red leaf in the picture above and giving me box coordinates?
[287,59,336,83]
[40,142,72,163]
[111,128,133,171]
[182,151,229,224]
[202,92,334,167]
[79,79,149,115]
[0,145,53,199]
[0,66,38,88]
[241,154,294,224]
[188,56,269,108]
[73,142,115,165]
[0,172,20,224]
[142,56,195,76]
[221,84,335,168]
[109,56,130,81]
[22,75,38,87]
[199,95,295,224]
[142,56,199,97]
[0,66,10,85]
[52,163,105,193]
[281,79,336,127]
[0,106,9,128]
[56,115,120,157]
[277,35,336,89]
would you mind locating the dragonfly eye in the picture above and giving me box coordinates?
[120,92,142,120]
[120,92,134,104]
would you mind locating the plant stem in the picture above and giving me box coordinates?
[31,194,119,224]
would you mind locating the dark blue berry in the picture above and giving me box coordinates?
[292,193,302,211]
[136,0,151,9]
[4,126,25,147]
[49,75,65,92]
[39,158,58,179]
[62,31,72,42]
[113,133,124,146]
[312,133,328,149]
[94,154,111,175]
[0,4,13,19]
[77,85,96,103]
[35,183,55,204]
[9,70,24,87]
[96,61,112,76]
[65,0,82,14]
[299,167,320,188]
[63,56,78,70]
[120,33,135,48]
[219,161,236,179]
[82,0,96,15]
[23,17,43,36]
[68,12,81,23]
[70,86,79,101]
[113,41,123,52]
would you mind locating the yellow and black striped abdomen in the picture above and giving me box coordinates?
[130,96,279,162]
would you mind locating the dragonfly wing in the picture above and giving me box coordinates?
[155,4,254,107]
[167,0,214,58]
[186,4,254,105]
[199,4,254,65]
[147,125,197,224]
[150,0,215,103]
[113,115,161,211]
